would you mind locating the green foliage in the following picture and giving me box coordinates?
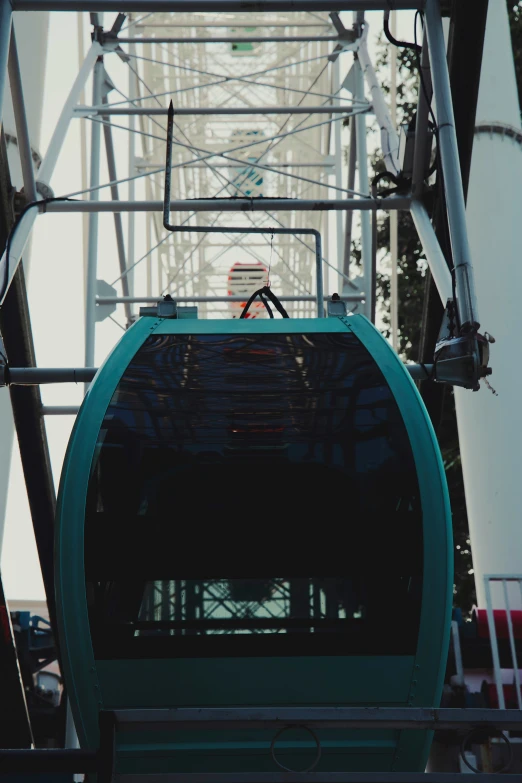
[361,3,522,613]
[354,1,522,615]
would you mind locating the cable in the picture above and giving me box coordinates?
[259,293,274,319]
[240,286,289,319]
[0,196,77,305]
[383,12,422,54]
[413,11,438,135]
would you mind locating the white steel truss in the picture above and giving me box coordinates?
[0,0,487,392]
[116,11,357,320]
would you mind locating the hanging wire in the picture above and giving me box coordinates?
[267,229,275,287]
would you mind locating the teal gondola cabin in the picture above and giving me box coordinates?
[55,310,452,775]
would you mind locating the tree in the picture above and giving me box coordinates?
[355,3,522,612]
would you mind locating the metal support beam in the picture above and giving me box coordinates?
[358,26,399,177]
[12,1,426,11]
[0,133,59,656]
[1,367,98,386]
[342,117,356,283]
[85,57,104,371]
[43,197,410,213]
[8,361,430,387]
[0,0,12,133]
[8,27,37,203]
[412,30,433,195]
[41,406,81,415]
[425,0,478,330]
[370,203,377,323]
[77,105,362,116]
[417,0,488,423]
[110,706,522,732]
[333,56,344,290]
[410,200,452,305]
[101,96,131,324]
[0,572,33,748]
[354,57,372,318]
[139,162,335,169]
[0,41,102,306]
[97,295,363,304]
[114,35,342,44]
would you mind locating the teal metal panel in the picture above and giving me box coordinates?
[55,317,155,748]
[153,317,349,335]
[345,317,453,770]
[55,312,452,772]
[97,656,415,707]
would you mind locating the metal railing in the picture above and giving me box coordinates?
[484,575,522,710]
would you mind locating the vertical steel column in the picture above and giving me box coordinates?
[370,202,377,324]
[0,0,12,129]
[77,12,89,294]
[84,57,104,373]
[0,42,102,307]
[314,230,324,317]
[342,118,356,283]
[333,56,344,290]
[101,96,132,325]
[425,0,479,330]
[484,577,505,710]
[8,27,37,203]
[502,579,522,708]
[354,57,371,318]
[127,34,137,303]
[389,11,398,349]
[412,30,433,195]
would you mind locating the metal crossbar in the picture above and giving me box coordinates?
[111,707,522,732]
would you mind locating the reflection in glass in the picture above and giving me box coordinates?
[85,333,422,658]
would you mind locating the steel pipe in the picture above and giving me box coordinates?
[0,0,12,135]
[8,26,37,203]
[97,294,364,304]
[111,706,522,732]
[101,97,132,323]
[425,0,479,329]
[41,406,81,415]
[77,105,360,116]
[0,41,103,306]
[13,1,426,11]
[412,29,433,195]
[2,368,98,386]
[358,24,399,176]
[410,200,452,305]
[354,58,372,318]
[85,57,104,372]
[43,197,410,213]
[115,36,341,44]
[8,362,429,386]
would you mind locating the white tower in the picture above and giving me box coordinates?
[0,11,49,554]
[455,1,522,609]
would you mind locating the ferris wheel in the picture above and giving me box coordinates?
[120,10,359,319]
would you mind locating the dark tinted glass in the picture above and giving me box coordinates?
[85,332,422,658]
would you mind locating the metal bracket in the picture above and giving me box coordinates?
[139,295,178,319]
[328,13,358,62]
[327,293,347,317]
[431,299,493,390]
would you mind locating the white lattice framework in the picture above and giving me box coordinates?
[125,11,353,318]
